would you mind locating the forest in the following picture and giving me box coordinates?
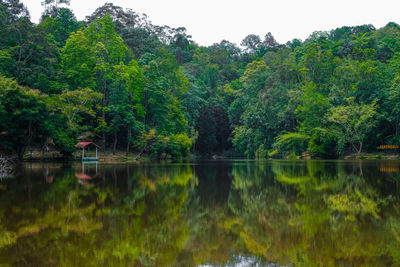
[1,0,400,160]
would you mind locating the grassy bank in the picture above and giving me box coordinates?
[21,149,197,163]
[18,149,400,162]
[343,153,400,160]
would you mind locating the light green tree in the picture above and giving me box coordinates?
[328,97,379,155]
[48,88,102,132]
[295,82,329,133]
[60,30,96,89]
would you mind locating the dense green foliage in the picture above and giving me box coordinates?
[1,0,400,159]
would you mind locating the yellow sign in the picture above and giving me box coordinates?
[377,145,399,149]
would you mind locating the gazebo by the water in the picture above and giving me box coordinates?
[75,142,100,161]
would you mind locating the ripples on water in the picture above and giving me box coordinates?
[0,160,399,266]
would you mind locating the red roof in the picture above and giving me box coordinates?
[75,142,100,148]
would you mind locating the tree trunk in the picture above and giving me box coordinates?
[16,147,25,161]
[102,81,107,152]
[126,129,131,156]
[143,94,148,125]
[17,120,34,161]
[127,92,133,157]
[102,114,106,152]
[357,141,363,155]
[113,131,117,155]
[135,149,144,160]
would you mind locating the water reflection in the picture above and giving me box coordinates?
[0,160,399,266]
[379,160,400,173]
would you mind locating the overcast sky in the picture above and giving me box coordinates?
[21,0,400,46]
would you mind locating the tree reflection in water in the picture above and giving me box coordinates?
[0,160,399,266]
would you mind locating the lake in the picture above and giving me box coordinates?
[0,160,399,266]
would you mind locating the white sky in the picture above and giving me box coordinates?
[21,0,400,46]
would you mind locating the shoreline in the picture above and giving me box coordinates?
[16,150,400,162]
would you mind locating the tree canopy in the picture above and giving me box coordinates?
[1,0,400,159]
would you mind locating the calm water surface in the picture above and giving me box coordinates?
[0,160,400,266]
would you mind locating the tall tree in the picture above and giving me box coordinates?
[40,7,82,47]
[0,0,29,21]
[328,98,379,155]
[108,60,144,154]
[0,75,49,159]
[41,0,70,18]
[84,14,130,150]
[241,34,262,54]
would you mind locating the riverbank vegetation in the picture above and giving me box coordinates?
[1,0,400,159]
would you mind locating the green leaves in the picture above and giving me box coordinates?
[272,132,310,157]
[295,82,329,133]
[2,2,400,159]
[0,75,49,158]
[327,98,379,154]
[85,14,129,67]
[49,88,102,131]
[61,30,96,89]
[240,59,269,90]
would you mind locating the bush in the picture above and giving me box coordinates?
[308,128,338,158]
[150,133,192,159]
[272,132,309,157]
[255,144,268,159]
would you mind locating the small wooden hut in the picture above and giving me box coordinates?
[75,142,100,161]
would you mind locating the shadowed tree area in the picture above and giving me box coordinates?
[2,1,400,159]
